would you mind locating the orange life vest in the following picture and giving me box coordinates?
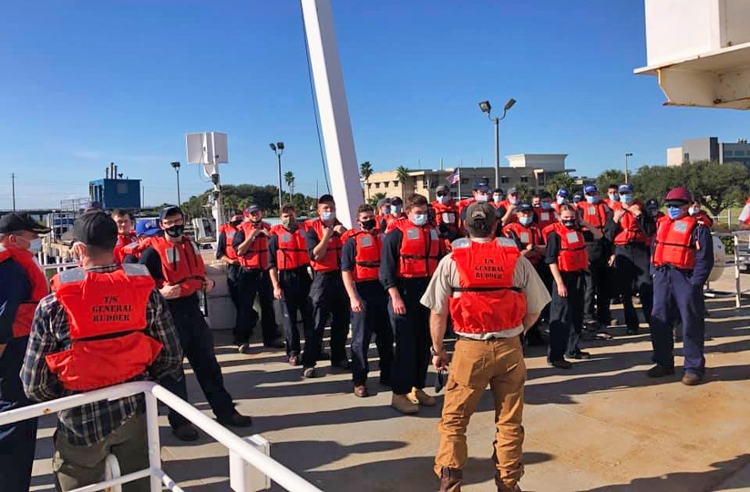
[384,214,407,234]
[237,221,271,270]
[614,206,649,246]
[449,238,527,334]
[306,218,344,273]
[534,207,557,230]
[349,230,383,283]
[693,210,713,229]
[45,264,163,391]
[270,224,309,271]
[150,236,207,297]
[604,199,622,211]
[218,223,239,261]
[120,237,154,262]
[394,218,440,279]
[431,200,458,230]
[0,245,49,338]
[577,201,609,234]
[652,216,698,269]
[114,232,136,266]
[550,223,589,272]
[503,222,542,265]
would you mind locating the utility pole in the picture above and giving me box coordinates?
[11,173,16,211]
[624,153,633,184]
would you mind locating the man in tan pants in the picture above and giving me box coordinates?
[421,202,550,492]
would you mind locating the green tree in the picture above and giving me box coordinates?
[284,171,295,203]
[675,160,750,216]
[545,172,575,195]
[396,165,410,200]
[631,165,678,204]
[368,192,387,208]
[360,161,374,199]
[596,169,626,193]
[513,183,532,201]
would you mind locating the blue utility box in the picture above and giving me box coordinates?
[89,179,142,211]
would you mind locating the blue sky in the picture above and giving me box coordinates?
[1,0,748,209]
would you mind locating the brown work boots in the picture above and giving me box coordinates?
[437,468,522,492]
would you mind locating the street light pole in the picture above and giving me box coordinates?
[270,142,285,211]
[479,98,516,189]
[170,161,181,205]
[624,153,633,184]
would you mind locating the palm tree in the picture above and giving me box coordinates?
[360,161,374,199]
[368,192,387,208]
[284,171,295,203]
[396,165,410,200]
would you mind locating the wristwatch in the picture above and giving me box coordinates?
[430,346,442,356]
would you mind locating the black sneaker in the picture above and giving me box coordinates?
[316,352,331,361]
[547,359,573,369]
[172,422,199,442]
[626,327,639,335]
[569,351,591,360]
[331,359,351,370]
[647,365,675,378]
[218,412,253,428]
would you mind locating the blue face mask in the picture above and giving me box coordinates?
[586,195,599,204]
[541,202,552,210]
[621,194,634,204]
[392,205,402,214]
[412,213,428,226]
[668,206,684,220]
[519,216,533,226]
[322,211,336,221]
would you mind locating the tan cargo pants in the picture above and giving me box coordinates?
[434,336,526,489]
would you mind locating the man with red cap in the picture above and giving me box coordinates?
[0,213,50,492]
[648,187,713,385]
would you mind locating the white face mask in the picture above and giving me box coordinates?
[475,194,489,202]
[16,235,42,254]
[509,196,519,205]
[556,196,565,205]
[493,195,503,203]
[688,207,698,216]
[438,195,449,204]
[412,213,428,226]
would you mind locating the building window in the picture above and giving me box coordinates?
[500,177,509,184]
[393,181,399,187]
[736,150,746,157]
[461,178,469,185]
[684,153,690,162]
[375,183,380,189]
[520,176,529,183]
[725,151,734,157]
[384,182,389,188]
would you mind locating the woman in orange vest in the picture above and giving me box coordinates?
[0,213,50,492]
[268,204,314,367]
[545,204,603,368]
[611,183,656,335]
[233,205,282,351]
[648,187,714,385]
[303,194,351,378]
[341,204,393,397]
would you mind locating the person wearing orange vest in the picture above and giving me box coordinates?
[380,196,406,232]
[689,200,714,229]
[375,197,393,231]
[111,209,136,266]
[604,184,622,211]
[380,193,443,414]
[233,205,283,351]
[578,184,615,334]
[0,213,50,492]
[498,187,522,227]
[216,213,244,343]
[648,187,713,386]
[268,204,314,367]
[304,194,351,377]
[458,177,492,229]
[611,183,656,335]
[20,211,183,491]
[546,204,603,369]
[421,201,550,492]
[431,185,461,249]
[120,218,163,264]
[341,204,394,397]
[139,206,253,441]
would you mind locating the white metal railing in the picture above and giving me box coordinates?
[709,230,750,308]
[0,381,322,492]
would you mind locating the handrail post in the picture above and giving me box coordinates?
[145,392,162,492]
[735,232,742,309]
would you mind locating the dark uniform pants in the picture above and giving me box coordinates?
[583,257,612,325]
[227,263,241,334]
[237,268,278,345]
[388,278,431,395]
[304,271,351,368]
[162,297,236,428]
[278,268,314,357]
[650,267,706,375]
[0,337,38,492]
[615,244,653,331]
[350,280,393,383]
[535,262,553,322]
[548,271,585,361]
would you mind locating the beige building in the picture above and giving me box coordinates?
[364,154,572,201]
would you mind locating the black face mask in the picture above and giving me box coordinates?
[230,220,242,228]
[562,220,577,229]
[361,218,377,231]
[165,225,185,238]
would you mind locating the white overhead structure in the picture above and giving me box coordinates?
[301,0,362,229]
[635,0,750,110]
[186,132,228,235]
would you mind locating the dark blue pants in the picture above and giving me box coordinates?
[278,268,314,357]
[350,280,393,384]
[548,271,585,361]
[388,278,431,395]
[0,337,38,492]
[162,297,236,428]
[237,269,278,346]
[650,268,706,375]
[227,264,241,334]
[615,244,653,331]
[583,258,612,325]
[304,271,351,368]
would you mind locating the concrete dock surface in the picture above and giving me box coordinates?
[28,270,750,491]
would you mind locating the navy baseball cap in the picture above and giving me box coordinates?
[377,198,392,208]
[583,184,598,194]
[516,203,534,213]
[159,206,183,221]
[135,218,162,237]
[244,204,261,215]
[557,187,569,198]
[472,177,491,193]
[507,187,519,195]
[618,183,634,194]
[645,199,659,209]
[0,213,51,234]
